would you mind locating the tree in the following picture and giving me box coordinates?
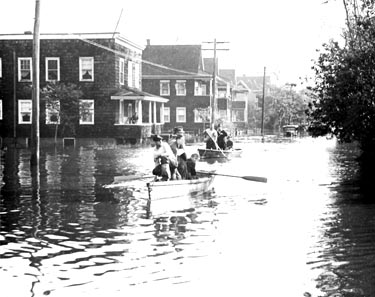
[308,0,375,151]
[40,82,83,143]
[256,86,309,132]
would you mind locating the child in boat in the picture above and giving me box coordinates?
[186,153,199,179]
[226,136,233,150]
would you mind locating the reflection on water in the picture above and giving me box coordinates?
[1,137,375,296]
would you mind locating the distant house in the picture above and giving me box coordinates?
[0,32,167,145]
[219,69,236,85]
[203,59,232,125]
[236,75,271,96]
[218,70,262,131]
[142,42,212,135]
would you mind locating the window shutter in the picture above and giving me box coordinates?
[127,61,132,87]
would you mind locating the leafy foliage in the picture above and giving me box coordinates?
[308,0,375,150]
[255,86,309,131]
[40,82,83,138]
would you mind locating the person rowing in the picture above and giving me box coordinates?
[203,123,218,149]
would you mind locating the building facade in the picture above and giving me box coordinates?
[0,32,167,145]
[142,43,212,135]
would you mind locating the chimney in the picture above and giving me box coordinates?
[24,31,32,35]
[146,39,150,46]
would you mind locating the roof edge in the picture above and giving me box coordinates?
[0,32,143,51]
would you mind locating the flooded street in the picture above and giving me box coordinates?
[1,136,375,297]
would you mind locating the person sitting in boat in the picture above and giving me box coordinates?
[216,125,228,150]
[186,153,199,179]
[152,135,178,181]
[204,123,218,150]
[226,136,234,150]
[170,134,187,179]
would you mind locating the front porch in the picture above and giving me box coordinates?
[111,88,169,143]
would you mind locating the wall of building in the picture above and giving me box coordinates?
[0,37,141,139]
[142,78,211,134]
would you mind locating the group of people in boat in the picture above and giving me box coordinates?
[151,134,198,181]
[204,123,234,150]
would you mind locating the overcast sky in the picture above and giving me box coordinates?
[0,0,346,87]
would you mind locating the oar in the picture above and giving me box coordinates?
[205,129,228,159]
[198,171,267,183]
[113,174,154,183]
[104,174,155,188]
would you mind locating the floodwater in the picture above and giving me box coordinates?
[1,136,375,297]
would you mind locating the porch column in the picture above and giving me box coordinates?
[137,100,143,123]
[148,101,152,124]
[153,102,157,124]
[160,103,164,124]
[119,99,124,124]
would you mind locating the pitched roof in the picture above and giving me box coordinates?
[236,75,271,92]
[111,87,169,103]
[203,58,219,75]
[142,44,208,76]
[219,69,236,85]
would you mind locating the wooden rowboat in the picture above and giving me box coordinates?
[106,175,215,216]
[146,175,215,200]
[198,148,243,159]
[145,175,215,216]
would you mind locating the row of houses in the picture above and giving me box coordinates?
[0,32,270,145]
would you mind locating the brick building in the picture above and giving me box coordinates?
[0,32,167,145]
[142,42,212,135]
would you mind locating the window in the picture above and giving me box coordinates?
[18,100,32,124]
[46,57,60,81]
[232,109,245,122]
[119,58,125,85]
[219,109,227,120]
[46,100,60,124]
[127,61,140,89]
[18,58,32,82]
[160,80,170,96]
[0,100,2,120]
[176,107,186,123]
[79,57,94,81]
[164,107,170,123]
[79,99,94,124]
[218,90,227,98]
[0,58,2,78]
[194,81,207,96]
[175,80,186,96]
[194,109,202,123]
[194,107,210,123]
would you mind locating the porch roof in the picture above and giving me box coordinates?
[111,87,169,103]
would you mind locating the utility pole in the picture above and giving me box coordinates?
[31,0,40,166]
[202,39,229,125]
[261,66,266,139]
[13,51,17,145]
[286,82,296,124]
